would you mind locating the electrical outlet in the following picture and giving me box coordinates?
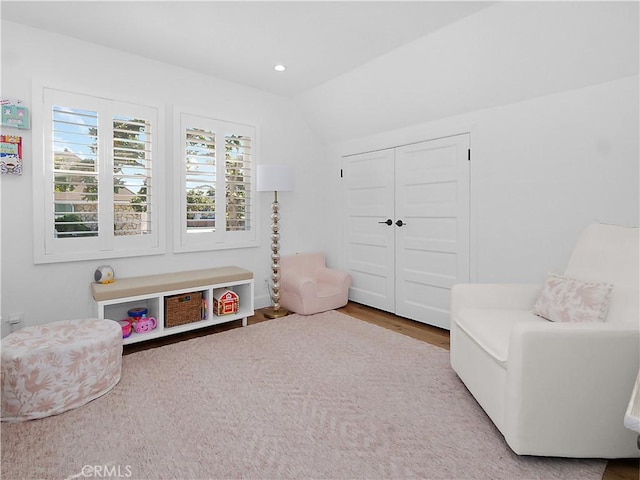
[264,279,270,292]
[8,313,23,325]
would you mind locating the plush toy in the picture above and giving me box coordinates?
[134,316,157,333]
[94,265,115,284]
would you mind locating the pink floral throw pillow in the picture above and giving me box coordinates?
[534,273,613,322]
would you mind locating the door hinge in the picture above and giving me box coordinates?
[468,149,471,161]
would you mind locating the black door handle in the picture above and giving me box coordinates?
[378,219,393,226]
[395,219,406,227]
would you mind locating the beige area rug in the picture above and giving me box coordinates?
[2,311,606,480]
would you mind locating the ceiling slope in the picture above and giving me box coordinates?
[295,1,639,143]
[0,1,492,96]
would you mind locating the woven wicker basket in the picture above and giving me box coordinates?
[164,291,203,328]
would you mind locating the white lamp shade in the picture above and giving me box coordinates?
[256,164,294,192]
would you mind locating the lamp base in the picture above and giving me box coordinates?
[263,306,290,319]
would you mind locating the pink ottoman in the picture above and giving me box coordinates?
[1,318,122,422]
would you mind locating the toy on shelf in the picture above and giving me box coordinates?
[118,319,132,338]
[127,307,147,320]
[125,308,157,334]
[133,316,157,334]
[213,288,239,316]
[94,265,115,284]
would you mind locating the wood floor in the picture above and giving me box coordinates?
[124,302,639,480]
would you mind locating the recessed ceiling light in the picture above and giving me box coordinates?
[274,64,286,72]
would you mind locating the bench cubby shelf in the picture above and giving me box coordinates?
[91,267,254,345]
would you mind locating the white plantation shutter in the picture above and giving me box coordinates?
[175,112,257,252]
[112,114,153,237]
[225,134,252,232]
[34,87,163,263]
[52,105,100,238]
[185,126,216,232]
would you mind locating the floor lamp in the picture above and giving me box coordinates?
[256,164,294,318]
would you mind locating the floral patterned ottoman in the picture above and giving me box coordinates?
[1,318,122,421]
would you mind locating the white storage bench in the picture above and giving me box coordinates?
[91,266,254,345]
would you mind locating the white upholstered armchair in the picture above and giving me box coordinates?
[450,222,639,458]
[280,252,351,315]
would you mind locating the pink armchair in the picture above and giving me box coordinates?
[280,252,351,315]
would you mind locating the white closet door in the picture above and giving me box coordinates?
[342,133,470,329]
[342,148,395,312]
[394,134,470,329]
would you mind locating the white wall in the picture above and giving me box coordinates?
[0,21,328,336]
[305,1,639,289]
[2,2,638,336]
[326,76,639,285]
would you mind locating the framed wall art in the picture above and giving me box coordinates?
[1,135,23,175]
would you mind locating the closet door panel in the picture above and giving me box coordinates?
[394,134,470,329]
[342,148,395,312]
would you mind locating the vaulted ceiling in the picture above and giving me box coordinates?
[1,1,493,97]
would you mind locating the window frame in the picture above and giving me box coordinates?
[33,83,165,264]
[173,110,259,253]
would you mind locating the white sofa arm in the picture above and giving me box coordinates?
[451,283,541,320]
[505,321,640,456]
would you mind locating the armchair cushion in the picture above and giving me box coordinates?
[533,272,613,323]
[457,308,546,366]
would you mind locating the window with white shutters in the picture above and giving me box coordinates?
[34,87,163,263]
[175,112,257,252]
